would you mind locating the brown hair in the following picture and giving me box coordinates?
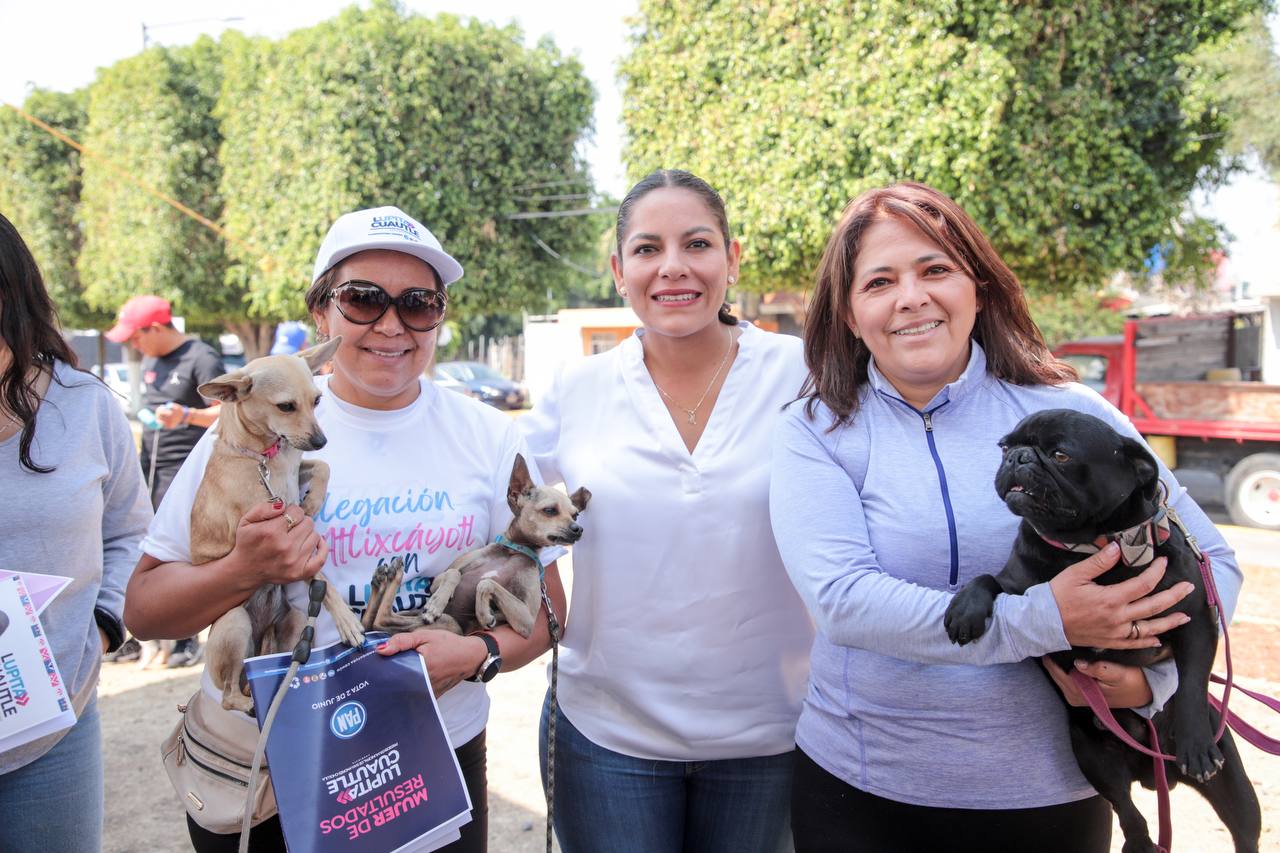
[615,169,737,326]
[801,182,1075,424]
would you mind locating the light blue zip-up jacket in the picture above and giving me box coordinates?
[770,343,1241,809]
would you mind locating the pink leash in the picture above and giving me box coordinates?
[1069,516,1280,853]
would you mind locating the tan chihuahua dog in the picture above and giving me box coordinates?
[364,454,589,637]
[193,337,364,712]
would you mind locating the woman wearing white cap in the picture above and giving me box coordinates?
[126,205,564,853]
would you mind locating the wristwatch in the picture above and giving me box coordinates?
[467,632,502,683]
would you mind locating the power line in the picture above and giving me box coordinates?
[505,207,616,220]
[511,192,593,203]
[509,178,592,191]
[2,101,274,270]
[530,234,607,277]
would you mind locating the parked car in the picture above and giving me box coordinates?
[90,362,133,414]
[432,361,527,410]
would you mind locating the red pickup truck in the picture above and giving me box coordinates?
[1055,312,1280,529]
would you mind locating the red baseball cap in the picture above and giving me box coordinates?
[105,295,172,343]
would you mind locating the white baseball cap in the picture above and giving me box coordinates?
[311,205,464,286]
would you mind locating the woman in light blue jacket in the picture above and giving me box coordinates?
[770,182,1240,852]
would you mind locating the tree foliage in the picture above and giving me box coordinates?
[217,1,599,326]
[1196,10,1280,182]
[621,1,1266,295]
[0,89,104,327]
[77,37,231,330]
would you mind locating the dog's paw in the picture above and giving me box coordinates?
[943,589,993,646]
[371,560,403,594]
[333,607,366,648]
[1177,737,1225,783]
[374,610,427,634]
[221,691,255,713]
[1120,837,1161,853]
[419,592,449,624]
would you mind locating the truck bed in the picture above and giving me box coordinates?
[1135,381,1280,424]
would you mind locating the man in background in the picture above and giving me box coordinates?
[270,320,309,356]
[104,295,223,668]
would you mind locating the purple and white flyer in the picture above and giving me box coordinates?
[0,572,76,754]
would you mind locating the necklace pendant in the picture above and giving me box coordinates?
[686,410,697,425]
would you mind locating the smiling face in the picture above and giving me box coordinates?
[311,249,441,410]
[611,187,740,342]
[848,217,981,409]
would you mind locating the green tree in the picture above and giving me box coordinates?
[1197,11,1280,182]
[0,89,103,328]
[78,37,232,333]
[621,1,1265,297]
[217,1,599,337]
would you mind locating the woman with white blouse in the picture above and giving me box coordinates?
[519,170,813,853]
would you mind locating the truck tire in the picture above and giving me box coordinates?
[1224,453,1280,530]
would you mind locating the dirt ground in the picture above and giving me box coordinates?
[99,536,1280,852]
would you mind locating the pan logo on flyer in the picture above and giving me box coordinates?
[330,701,366,739]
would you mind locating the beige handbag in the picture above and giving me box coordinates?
[160,688,278,834]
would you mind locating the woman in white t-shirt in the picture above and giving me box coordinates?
[125,205,565,853]
[519,170,814,853]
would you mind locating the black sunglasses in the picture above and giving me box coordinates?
[329,280,447,332]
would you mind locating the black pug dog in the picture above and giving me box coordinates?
[943,409,1259,853]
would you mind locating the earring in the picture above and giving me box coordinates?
[727,276,736,285]
[619,288,628,298]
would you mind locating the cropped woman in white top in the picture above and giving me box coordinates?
[519,170,814,853]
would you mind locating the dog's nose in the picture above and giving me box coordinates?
[568,523,582,537]
[1014,447,1035,465]
[308,431,327,451]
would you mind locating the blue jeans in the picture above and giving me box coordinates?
[0,702,103,853]
[539,694,793,853]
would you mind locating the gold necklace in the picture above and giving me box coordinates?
[645,326,735,426]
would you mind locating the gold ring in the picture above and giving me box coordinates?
[1128,621,1141,640]
[283,513,298,531]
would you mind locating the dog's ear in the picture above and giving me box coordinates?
[507,453,534,513]
[569,486,591,513]
[297,336,342,375]
[1120,435,1160,501]
[198,373,253,403]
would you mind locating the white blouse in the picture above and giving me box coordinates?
[519,323,815,761]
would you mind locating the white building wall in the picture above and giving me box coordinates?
[1262,297,1280,385]
[522,307,640,406]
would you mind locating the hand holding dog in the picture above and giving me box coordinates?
[1050,542,1193,649]
[376,628,487,696]
[1041,656,1153,709]
[226,500,328,588]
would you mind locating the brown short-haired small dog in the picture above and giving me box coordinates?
[194,338,365,712]
[363,454,589,637]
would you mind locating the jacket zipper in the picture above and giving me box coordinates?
[920,407,960,589]
[883,394,960,589]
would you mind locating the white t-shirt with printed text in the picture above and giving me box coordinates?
[143,377,536,745]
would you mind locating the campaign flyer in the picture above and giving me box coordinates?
[0,571,71,617]
[0,573,77,753]
[244,633,472,853]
